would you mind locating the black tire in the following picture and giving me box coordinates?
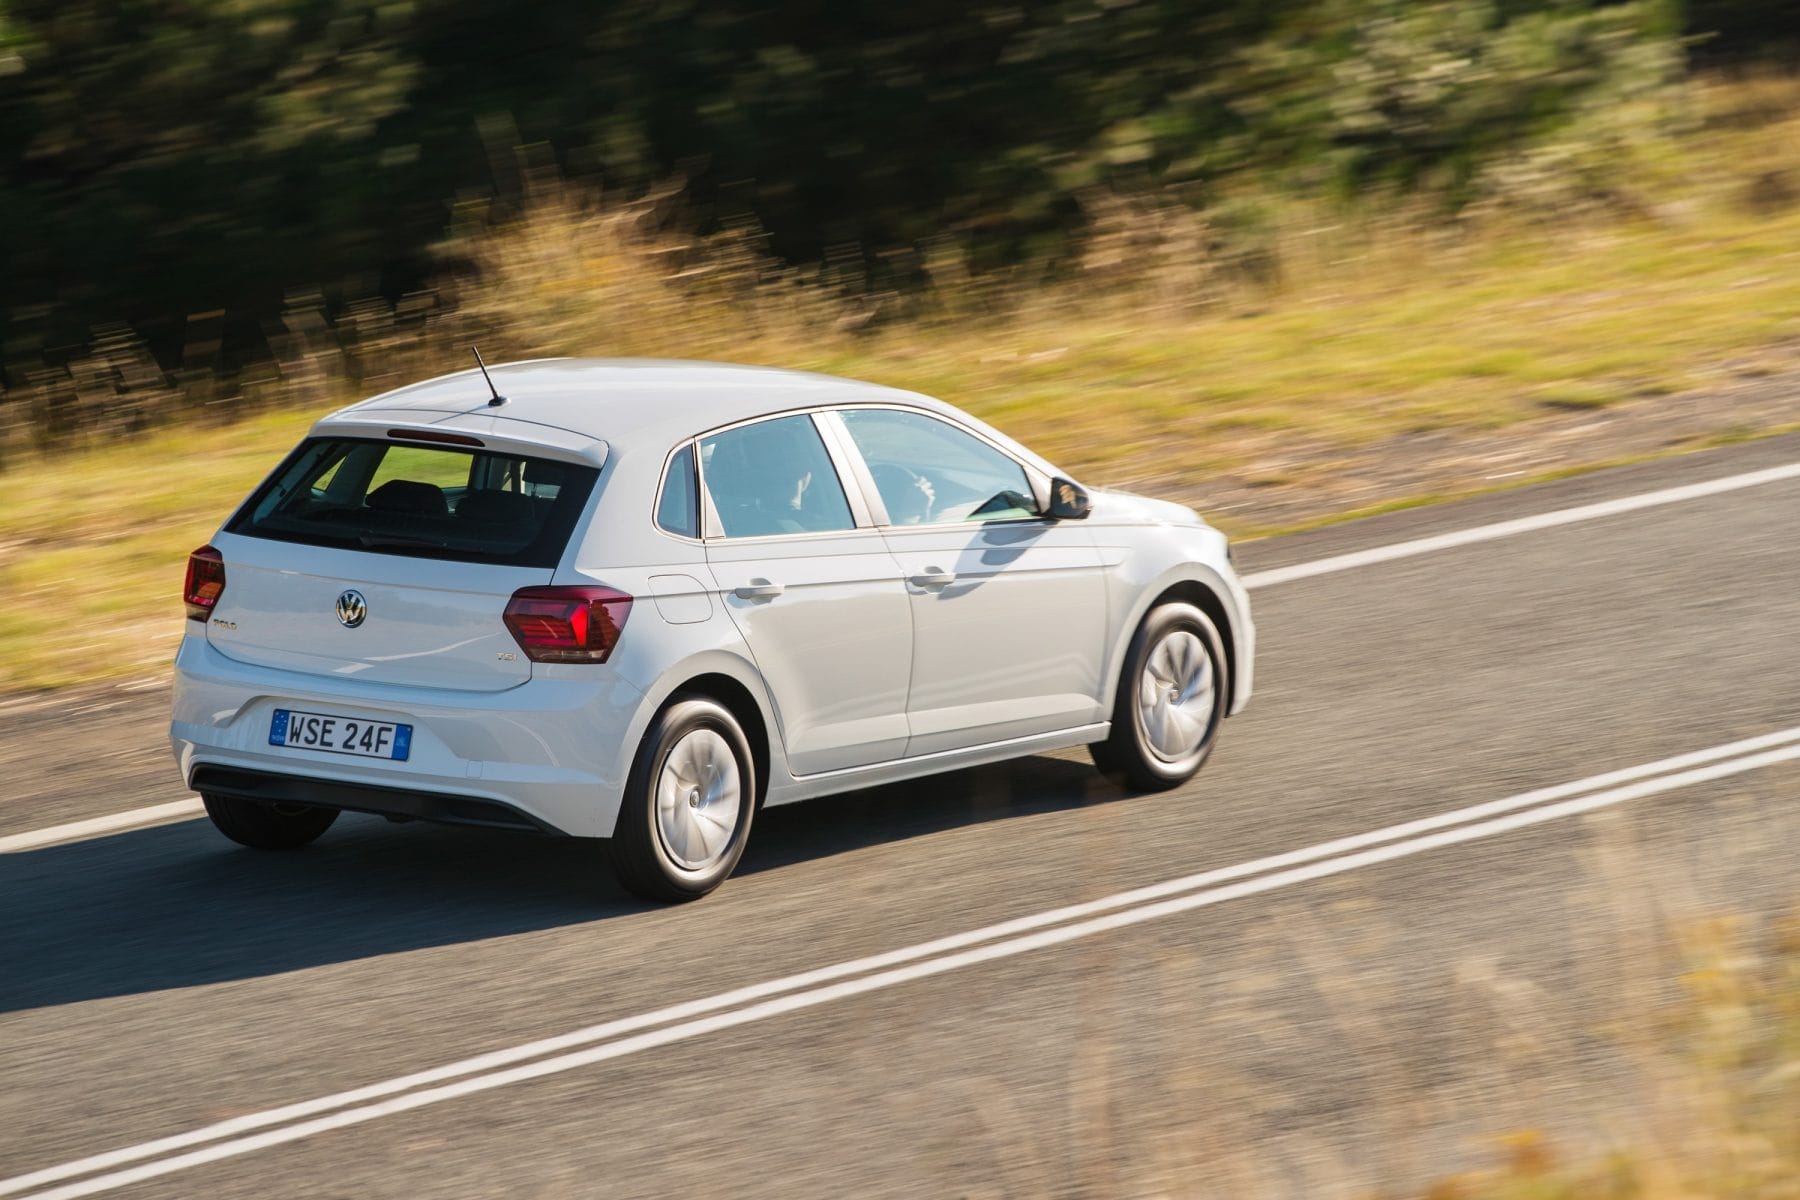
[607,695,757,903]
[1087,738,1121,776]
[202,793,339,849]
[1090,601,1227,792]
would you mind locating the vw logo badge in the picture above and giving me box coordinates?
[335,589,367,628]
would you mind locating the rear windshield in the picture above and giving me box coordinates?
[226,437,599,568]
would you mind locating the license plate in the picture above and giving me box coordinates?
[270,709,412,761]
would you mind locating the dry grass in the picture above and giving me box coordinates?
[0,409,317,690]
[921,804,1800,1200]
[427,71,1800,478]
[4,75,1800,692]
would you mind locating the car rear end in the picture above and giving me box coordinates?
[170,423,642,838]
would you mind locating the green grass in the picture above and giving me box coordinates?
[0,409,316,691]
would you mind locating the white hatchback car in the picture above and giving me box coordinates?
[172,359,1254,900]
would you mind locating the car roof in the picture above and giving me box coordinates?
[322,358,956,452]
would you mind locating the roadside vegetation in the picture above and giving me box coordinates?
[3,4,1800,696]
[1412,906,1798,1200]
[948,813,1800,1199]
[4,71,1800,693]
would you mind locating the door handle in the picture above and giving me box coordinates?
[909,568,955,589]
[733,579,785,600]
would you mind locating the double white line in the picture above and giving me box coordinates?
[8,724,1799,1200]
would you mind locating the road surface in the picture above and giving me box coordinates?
[3,434,1799,1199]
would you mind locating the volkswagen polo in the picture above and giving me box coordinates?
[171,358,1255,900]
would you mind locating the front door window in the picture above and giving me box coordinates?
[838,408,1038,526]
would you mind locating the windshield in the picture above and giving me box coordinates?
[226,437,599,568]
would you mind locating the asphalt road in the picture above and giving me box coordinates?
[3,434,1799,1199]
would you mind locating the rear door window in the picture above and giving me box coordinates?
[699,415,855,538]
[227,437,598,568]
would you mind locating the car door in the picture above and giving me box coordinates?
[698,412,914,776]
[830,407,1110,758]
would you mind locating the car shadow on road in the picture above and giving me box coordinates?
[0,753,1113,1014]
[741,750,1109,875]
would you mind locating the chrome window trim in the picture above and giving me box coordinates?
[694,525,897,547]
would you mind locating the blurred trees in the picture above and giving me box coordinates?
[1686,0,1800,59]
[0,0,1786,371]
[0,0,419,361]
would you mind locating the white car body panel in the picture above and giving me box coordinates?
[1084,490,1256,717]
[705,530,913,775]
[171,358,1254,848]
[204,532,544,692]
[171,634,645,837]
[881,519,1109,756]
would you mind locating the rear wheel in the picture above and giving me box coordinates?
[608,695,756,902]
[1090,602,1226,791]
[202,793,339,849]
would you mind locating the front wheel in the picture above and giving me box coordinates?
[202,793,339,849]
[608,696,756,902]
[1090,602,1226,791]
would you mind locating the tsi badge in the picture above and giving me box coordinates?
[335,588,367,629]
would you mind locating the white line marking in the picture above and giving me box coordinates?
[8,728,1798,1200]
[7,459,1797,857]
[1241,461,1800,588]
[0,800,202,854]
[7,724,1795,1193]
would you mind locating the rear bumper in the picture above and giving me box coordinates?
[171,633,645,837]
[191,765,567,834]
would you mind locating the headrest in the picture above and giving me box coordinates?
[523,460,568,488]
[367,479,449,516]
[456,489,535,523]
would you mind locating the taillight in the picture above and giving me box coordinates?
[503,586,633,663]
[184,545,226,621]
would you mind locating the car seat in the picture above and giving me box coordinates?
[366,479,449,516]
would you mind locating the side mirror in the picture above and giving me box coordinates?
[1047,477,1092,520]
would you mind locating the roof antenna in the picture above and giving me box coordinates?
[471,346,506,407]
